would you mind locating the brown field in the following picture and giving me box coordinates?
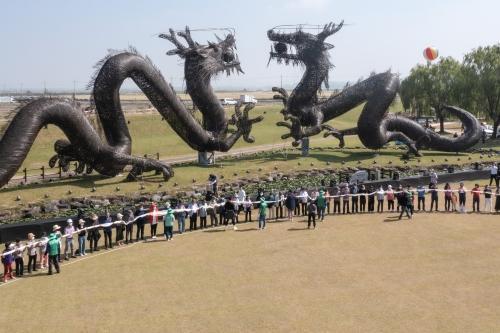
[1,205,500,332]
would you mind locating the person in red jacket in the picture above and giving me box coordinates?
[149,202,159,239]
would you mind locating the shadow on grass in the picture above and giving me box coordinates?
[235,228,259,232]
[287,227,309,231]
[383,215,403,222]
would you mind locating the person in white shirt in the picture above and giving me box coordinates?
[299,189,308,216]
[63,219,76,260]
[237,186,246,203]
[430,170,438,185]
[490,163,498,187]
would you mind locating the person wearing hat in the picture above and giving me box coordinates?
[135,205,146,241]
[164,203,175,241]
[51,224,63,263]
[316,190,327,221]
[63,219,76,260]
[77,219,87,256]
[115,213,125,246]
[258,197,268,230]
[2,243,16,282]
[45,229,61,275]
[87,213,101,253]
[26,233,38,274]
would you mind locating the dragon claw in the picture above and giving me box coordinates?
[321,124,345,148]
[230,102,263,143]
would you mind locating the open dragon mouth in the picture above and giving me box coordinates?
[222,58,244,75]
[267,41,302,66]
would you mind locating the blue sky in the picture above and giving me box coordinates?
[0,0,498,91]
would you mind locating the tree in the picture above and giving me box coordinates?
[463,44,500,138]
[401,58,462,133]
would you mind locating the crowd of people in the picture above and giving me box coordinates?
[2,168,500,282]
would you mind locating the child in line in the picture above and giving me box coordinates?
[2,243,15,282]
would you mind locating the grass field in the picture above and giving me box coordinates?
[2,103,368,170]
[1,187,499,332]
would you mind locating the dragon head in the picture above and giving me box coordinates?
[267,21,343,67]
[160,26,243,78]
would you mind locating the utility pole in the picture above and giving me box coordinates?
[73,80,76,100]
[43,81,47,96]
[280,74,283,89]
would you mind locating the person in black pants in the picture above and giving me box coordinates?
[294,194,300,216]
[367,187,375,212]
[307,200,317,229]
[358,185,366,212]
[430,184,439,211]
[102,212,113,249]
[134,205,146,241]
[224,198,237,230]
[350,184,359,213]
[398,189,412,220]
[88,214,100,252]
[277,191,284,219]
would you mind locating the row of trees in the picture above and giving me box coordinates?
[400,44,499,138]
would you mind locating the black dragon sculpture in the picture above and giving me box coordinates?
[267,21,481,156]
[0,27,263,188]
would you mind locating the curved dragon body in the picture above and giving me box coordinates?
[0,27,262,188]
[267,21,481,155]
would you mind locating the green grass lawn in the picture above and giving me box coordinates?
[7,103,366,172]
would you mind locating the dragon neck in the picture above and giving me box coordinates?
[185,64,226,134]
[289,60,329,108]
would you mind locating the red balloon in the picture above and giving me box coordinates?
[423,47,439,61]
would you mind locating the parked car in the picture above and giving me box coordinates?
[220,98,238,105]
[482,124,500,137]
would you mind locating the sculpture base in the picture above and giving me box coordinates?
[198,152,215,166]
[301,138,310,157]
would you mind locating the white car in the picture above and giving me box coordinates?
[482,124,500,137]
[220,98,238,105]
